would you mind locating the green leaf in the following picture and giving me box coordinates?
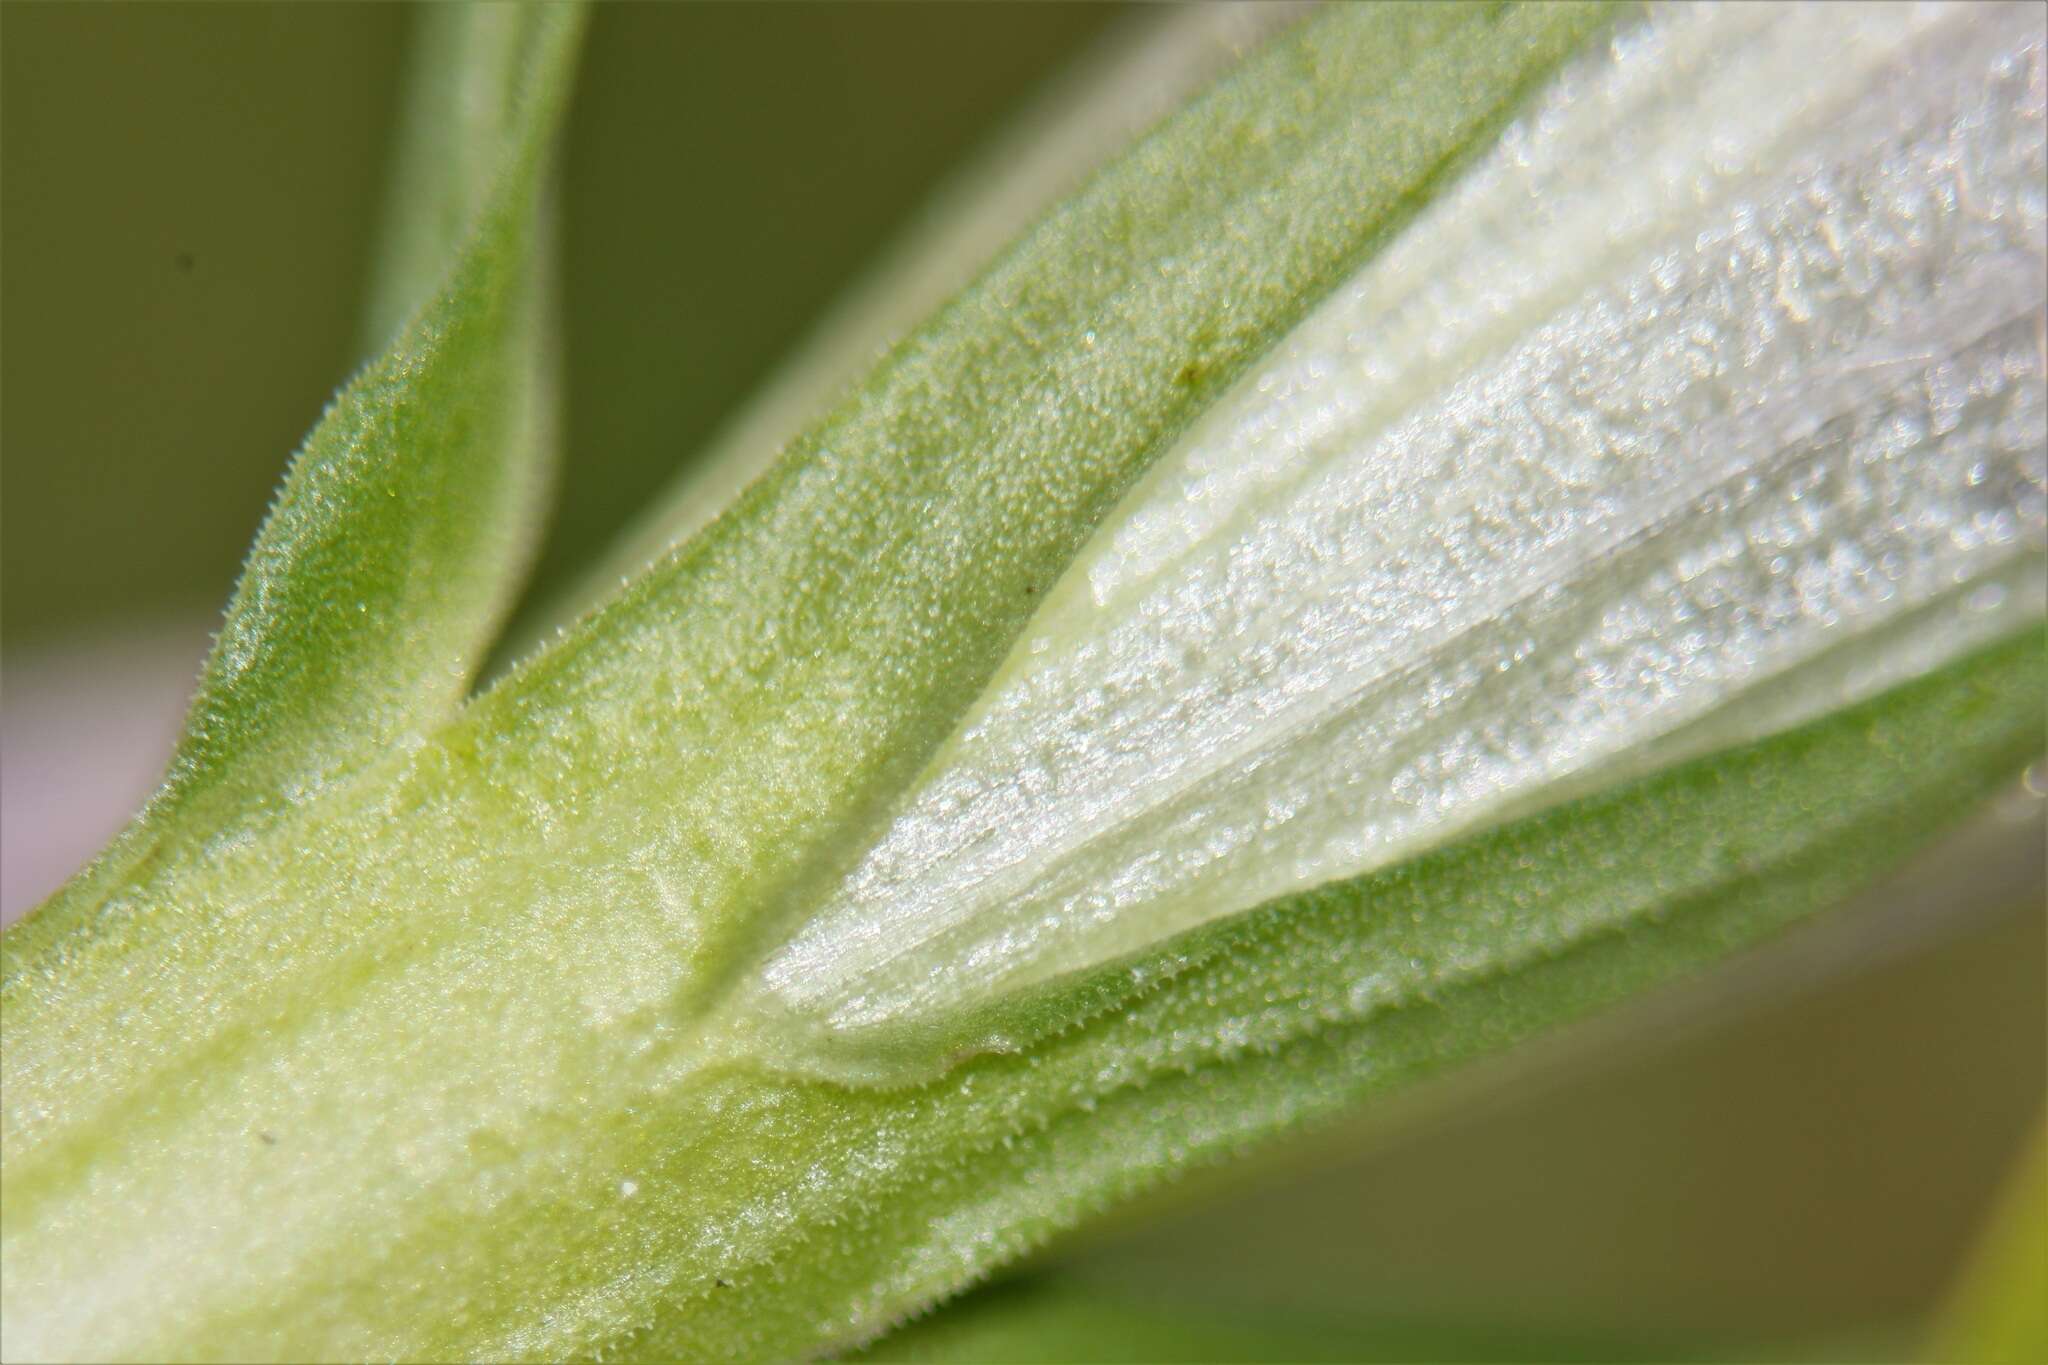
[4,3,2044,1362]
[362,5,572,353]
[2,3,584,958]
[518,3,1310,649]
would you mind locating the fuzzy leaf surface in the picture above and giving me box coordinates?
[0,5,583,965]
[6,4,2047,1362]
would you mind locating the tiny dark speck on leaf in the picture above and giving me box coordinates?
[715,1279,731,1290]
[175,252,196,273]
[257,1131,277,1146]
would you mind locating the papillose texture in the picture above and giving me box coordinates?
[749,1,2048,1043]
[6,4,2047,1359]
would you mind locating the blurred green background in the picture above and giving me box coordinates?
[2,6,2040,1360]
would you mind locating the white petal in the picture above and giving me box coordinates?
[753,1,2048,1039]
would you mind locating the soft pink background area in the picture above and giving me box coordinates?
[0,623,210,925]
